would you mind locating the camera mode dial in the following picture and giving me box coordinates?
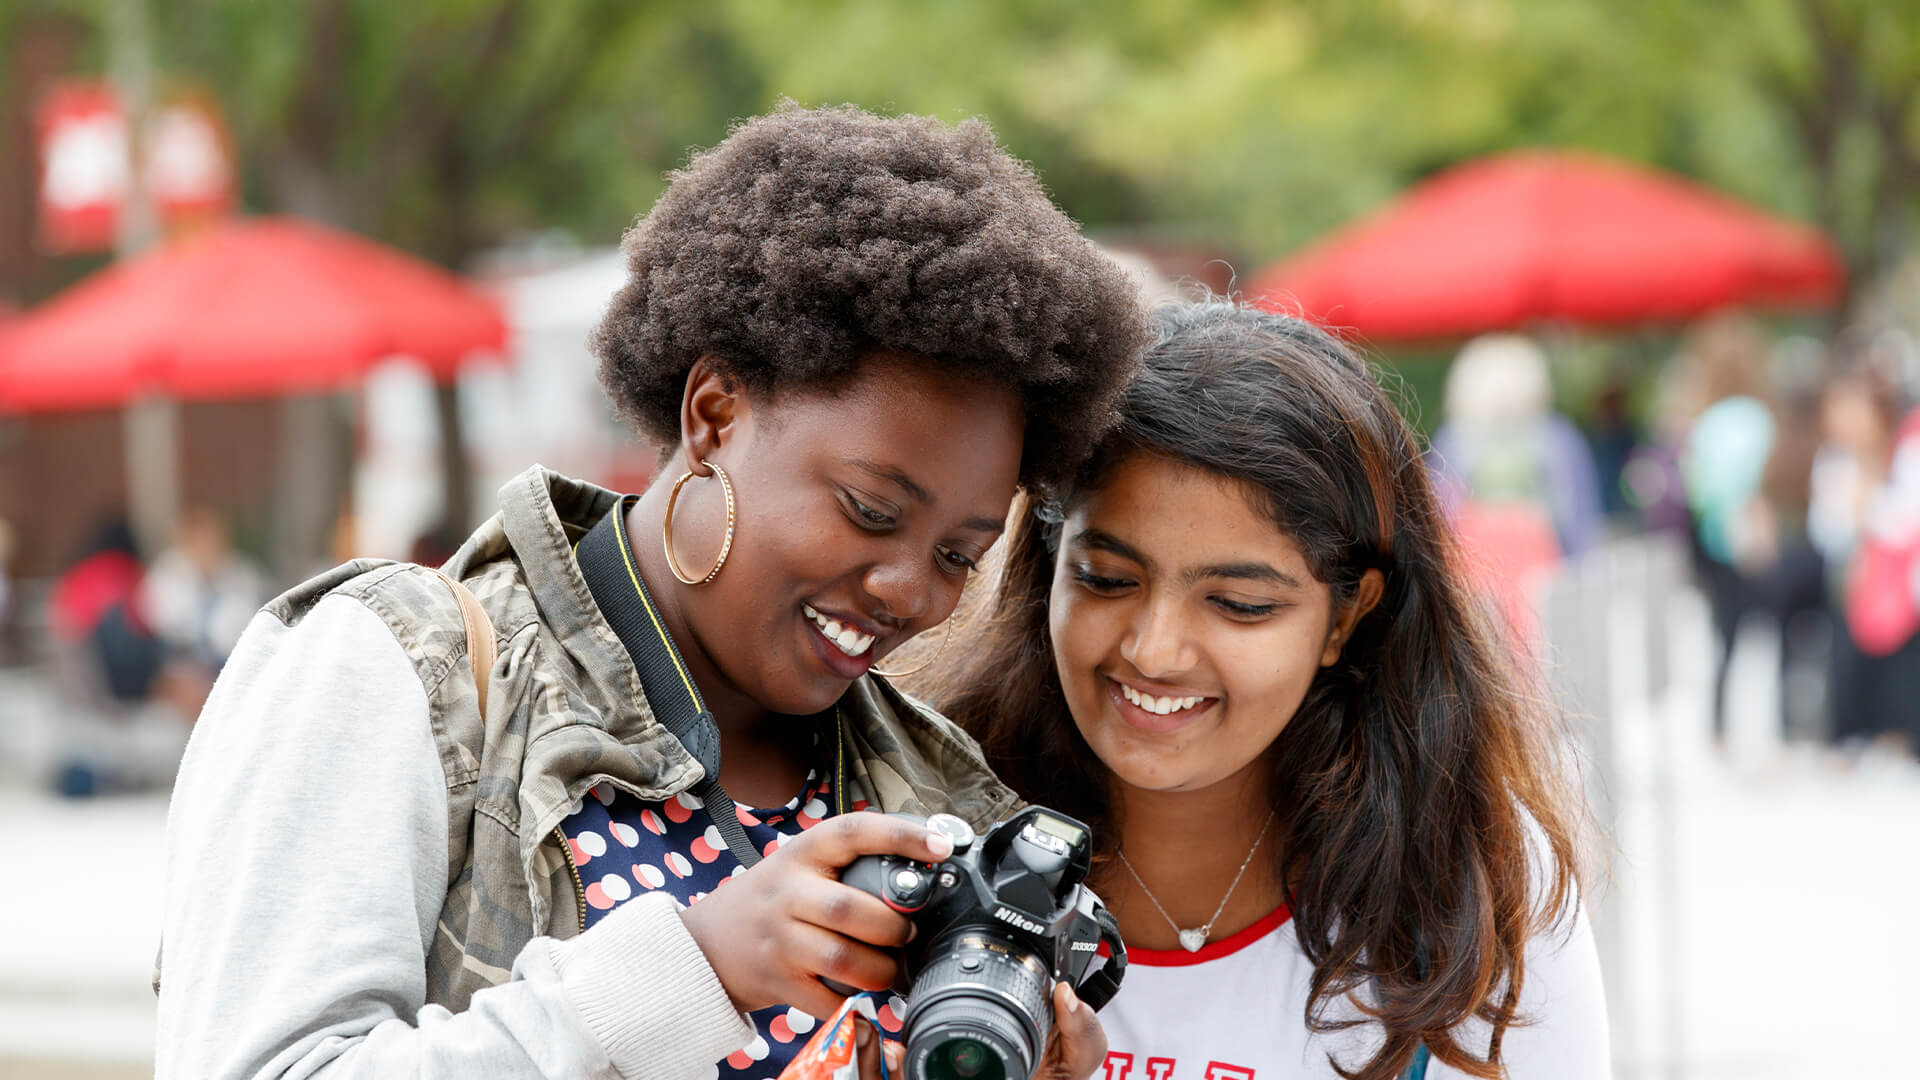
[925,813,976,853]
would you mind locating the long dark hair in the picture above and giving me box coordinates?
[929,300,1584,1079]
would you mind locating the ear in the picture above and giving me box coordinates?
[677,356,746,475]
[1320,568,1385,667]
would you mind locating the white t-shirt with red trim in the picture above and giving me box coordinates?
[1097,902,1610,1079]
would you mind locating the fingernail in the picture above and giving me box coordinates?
[1063,986,1082,1014]
[926,831,954,859]
[857,1020,874,1048]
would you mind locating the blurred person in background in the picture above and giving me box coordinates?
[941,302,1608,1080]
[43,518,175,797]
[1811,368,1919,756]
[1431,333,1605,558]
[156,104,1149,1080]
[1675,313,1825,746]
[1587,376,1642,522]
[141,506,270,674]
[1428,333,1602,641]
[48,517,164,706]
[1617,358,1697,536]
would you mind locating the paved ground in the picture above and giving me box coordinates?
[0,584,1913,1078]
[0,787,165,1076]
[1589,587,1920,1079]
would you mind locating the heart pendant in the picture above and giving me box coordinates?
[1178,928,1208,952]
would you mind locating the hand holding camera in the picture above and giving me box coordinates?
[679,811,956,1021]
[680,806,1126,1080]
[837,807,1127,1080]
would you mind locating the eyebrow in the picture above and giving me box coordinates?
[849,459,932,505]
[1071,528,1304,590]
[847,458,1004,535]
[1072,528,1153,568]
[1185,562,1305,590]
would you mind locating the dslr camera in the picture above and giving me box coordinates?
[840,806,1126,1080]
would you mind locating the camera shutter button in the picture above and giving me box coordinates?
[887,866,933,910]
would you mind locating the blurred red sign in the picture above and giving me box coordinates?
[34,83,237,254]
[35,81,130,254]
[149,94,235,222]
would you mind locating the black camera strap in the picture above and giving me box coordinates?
[575,497,768,868]
[1077,906,1127,1011]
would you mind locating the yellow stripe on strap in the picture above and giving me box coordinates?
[611,504,703,709]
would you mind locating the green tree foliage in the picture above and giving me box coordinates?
[9,0,1916,290]
[133,0,769,265]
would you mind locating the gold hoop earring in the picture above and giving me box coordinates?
[662,459,736,586]
[871,617,955,679]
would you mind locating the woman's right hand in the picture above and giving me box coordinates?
[679,812,955,1019]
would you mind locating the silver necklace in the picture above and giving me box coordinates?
[1116,810,1277,952]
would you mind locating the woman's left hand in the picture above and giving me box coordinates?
[1034,982,1108,1080]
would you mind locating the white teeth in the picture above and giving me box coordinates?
[806,606,875,659]
[1119,684,1206,715]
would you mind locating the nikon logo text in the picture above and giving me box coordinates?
[992,906,1046,934]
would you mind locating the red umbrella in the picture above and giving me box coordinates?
[1247,151,1845,342]
[0,217,505,412]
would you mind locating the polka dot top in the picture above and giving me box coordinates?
[557,735,910,1077]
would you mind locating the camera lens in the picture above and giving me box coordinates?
[928,1036,1003,1080]
[902,933,1049,1080]
[949,1041,986,1077]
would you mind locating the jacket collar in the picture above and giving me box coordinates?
[459,465,1017,824]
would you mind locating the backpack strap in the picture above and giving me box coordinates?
[154,563,496,998]
[428,568,494,717]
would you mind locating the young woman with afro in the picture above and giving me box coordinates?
[156,104,1151,1080]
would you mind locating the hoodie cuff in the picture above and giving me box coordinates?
[548,891,754,1077]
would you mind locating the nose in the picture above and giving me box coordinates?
[861,555,947,629]
[1121,593,1195,678]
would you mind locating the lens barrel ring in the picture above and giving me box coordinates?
[904,934,1052,1080]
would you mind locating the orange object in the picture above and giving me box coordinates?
[779,996,885,1080]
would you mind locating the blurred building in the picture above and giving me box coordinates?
[0,402,281,582]
[0,13,88,304]
[352,248,652,562]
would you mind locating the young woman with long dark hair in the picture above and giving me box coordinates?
[932,301,1608,1078]
[155,105,1150,1080]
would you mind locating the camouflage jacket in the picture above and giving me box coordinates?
[251,466,1017,1012]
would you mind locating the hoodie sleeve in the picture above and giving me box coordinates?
[157,593,752,1079]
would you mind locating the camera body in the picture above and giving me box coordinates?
[840,806,1126,1080]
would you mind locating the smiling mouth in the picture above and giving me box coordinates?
[803,604,877,658]
[1111,678,1215,717]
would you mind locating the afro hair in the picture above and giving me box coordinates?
[590,103,1150,493]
